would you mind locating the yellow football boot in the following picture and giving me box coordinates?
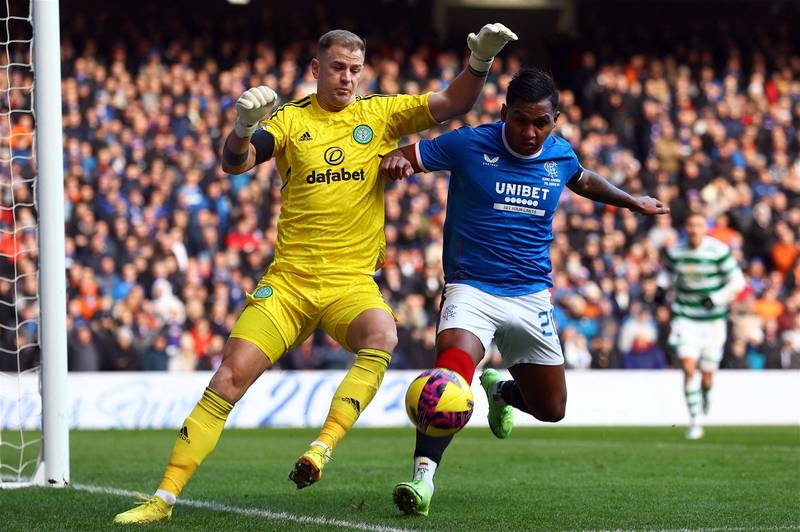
[288,441,331,489]
[113,495,173,524]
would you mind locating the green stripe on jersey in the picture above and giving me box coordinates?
[666,237,740,320]
[676,282,726,295]
[673,309,729,321]
[676,297,709,307]
[671,263,726,276]
[668,256,728,265]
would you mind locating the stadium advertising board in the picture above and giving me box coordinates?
[2,370,797,430]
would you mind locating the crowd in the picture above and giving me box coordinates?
[1,4,799,373]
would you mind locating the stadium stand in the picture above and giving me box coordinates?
[2,0,798,372]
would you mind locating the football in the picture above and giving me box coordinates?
[405,368,474,437]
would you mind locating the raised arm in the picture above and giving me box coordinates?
[567,169,670,215]
[427,23,517,122]
[220,86,278,174]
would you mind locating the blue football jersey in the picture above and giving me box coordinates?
[417,122,582,296]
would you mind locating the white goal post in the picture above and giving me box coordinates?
[0,0,68,488]
[34,0,69,488]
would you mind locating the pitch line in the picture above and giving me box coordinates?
[73,483,416,532]
[523,439,799,453]
[567,526,800,532]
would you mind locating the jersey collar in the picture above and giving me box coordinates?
[310,93,322,113]
[502,123,545,159]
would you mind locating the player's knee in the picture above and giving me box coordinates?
[360,328,397,353]
[550,404,566,422]
[542,399,566,423]
[208,365,246,403]
[532,394,566,423]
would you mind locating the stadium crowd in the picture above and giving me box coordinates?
[1,5,799,373]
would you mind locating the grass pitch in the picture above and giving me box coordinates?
[2,426,798,531]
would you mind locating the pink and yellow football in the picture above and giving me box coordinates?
[405,368,474,437]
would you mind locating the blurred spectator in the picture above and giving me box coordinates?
[316,335,354,370]
[283,336,324,370]
[105,326,141,371]
[1,3,798,373]
[142,332,170,371]
[563,327,592,369]
[723,340,751,370]
[618,305,667,369]
[68,321,100,371]
[781,314,800,369]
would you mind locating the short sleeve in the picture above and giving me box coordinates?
[566,148,584,184]
[384,93,439,139]
[257,113,288,159]
[250,129,276,164]
[416,128,465,172]
[663,250,676,273]
[718,251,739,274]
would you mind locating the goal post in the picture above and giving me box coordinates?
[33,0,69,487]
[0,0,68,488]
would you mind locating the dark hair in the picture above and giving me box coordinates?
[318,30,366,56]
[686,211,708,224]
[506,68,558,110]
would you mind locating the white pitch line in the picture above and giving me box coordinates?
[521,439,799,453]
[72,483,416,532]
[566,526,800,532]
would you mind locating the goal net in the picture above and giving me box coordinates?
[0,0,68,488]
[0,0,42,488]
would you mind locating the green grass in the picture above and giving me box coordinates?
[1,427,799,531]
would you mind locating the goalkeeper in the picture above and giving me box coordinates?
[114,23,517,524]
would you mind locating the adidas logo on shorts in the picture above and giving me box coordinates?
[299,131,312,141]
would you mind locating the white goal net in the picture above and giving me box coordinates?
[0,0,42,487]
[1,0,68,488]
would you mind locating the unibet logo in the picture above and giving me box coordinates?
[306,167,365,184]
[495,182,550,200]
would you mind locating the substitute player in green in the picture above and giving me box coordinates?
[657,212,745,439]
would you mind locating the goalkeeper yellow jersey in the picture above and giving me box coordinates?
[259,92,438,276]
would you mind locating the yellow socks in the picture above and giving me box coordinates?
[157,350,390,498]
[158,388,233,498]
[316,348,391,451]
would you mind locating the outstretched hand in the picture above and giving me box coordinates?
[632,196,670,215]
[379,153,415,181]
[467,23,518,61]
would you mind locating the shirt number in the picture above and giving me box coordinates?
[538,309,555,337]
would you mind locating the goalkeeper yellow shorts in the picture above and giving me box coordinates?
[229,269,394,363]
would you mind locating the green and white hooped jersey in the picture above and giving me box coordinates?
[662,236,742,321]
